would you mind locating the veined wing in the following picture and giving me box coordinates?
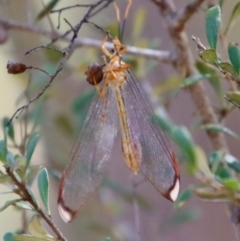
[121,70,180,201]
[58,86,118,222]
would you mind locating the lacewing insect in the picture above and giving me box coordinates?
[58,0,180,223]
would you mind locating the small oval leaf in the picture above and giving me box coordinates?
[199,49,218,64]
[205,5,221,50]
[225,154,240,173]
[102,237,110,241]
[12,234,55,241]
[15,201,34,211]
[222,178,240,191]
[6,152,15,169]
[0,199,21,212]
[225,2,240,34]
[0,140,7,163]
[3,117,14,141]
[174,188,193,209]
[218,62,237,78]
[4,233,14,241]
[228,43,240,77]
[26,133,39,169]
[171,126,197,173]
[28,216,53,238]
[132,7,146,38]
[36,0,60,20]
[180,74,210,88]
[37,168,50,214]
[201,124,239,139]
[195,146,213,178]
[225,91,240,106]
[196,61,222,99]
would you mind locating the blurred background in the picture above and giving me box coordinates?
[1,0,240,240]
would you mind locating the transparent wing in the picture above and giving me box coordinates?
[121,70,180,201]
[58,87,118,222]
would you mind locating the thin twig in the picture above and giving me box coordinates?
[7,0,114,125]
[5,167,67,241]
[0,16,172,62]
[174,0,205,30]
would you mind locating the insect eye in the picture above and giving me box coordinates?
[110,48,115,53]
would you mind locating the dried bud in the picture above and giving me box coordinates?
[85,63,104,86]
[6,61,27,74]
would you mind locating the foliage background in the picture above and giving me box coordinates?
[1,0,240,241]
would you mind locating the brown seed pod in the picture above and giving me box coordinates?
[6,61,27,74]
[85,63,104,86]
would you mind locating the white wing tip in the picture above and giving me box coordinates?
[169,178,180,202]
[58,202,73,223]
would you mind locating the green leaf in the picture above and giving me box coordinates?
[228,43,240,77]
[6,152,15,169]
[72,90,95,123]
[164,209,200,229]
[201,124,239,139]
[180,74,211,87]
[0,174,11,184]
[25,166,42,185]
[174,188,193,208]
[196,61,222,99]
[171,126,197,173]
[132,7,146,38]
[28,216,54,239]
[25,133,39,169]
[154,75,182,94]
[225,2,240,34]
[225,91,240,106]
[222,178,240,191]
[47,168,61,181]
[218,62,238,78]
[153,108,175,134]
[55,114,74,136]
[205,5,221,50]
[0,140,7,162]
[37,168,50,214]
[15,201,34,211]
[225,154,240,173]
[36,0,60,20]
[208,151,224,173]
[102,237,110,241]
[199,49,218,64]
[3,233,14,241]
[0,199,21,212]
[217,166,232,179]
[219,0,225,8]
[3,117,14,141]
[195,145,213,178]
[12,235,55,241]
[209,151,231,179]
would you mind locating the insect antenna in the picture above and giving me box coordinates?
[113,0,132,42]
[121,0,132,42]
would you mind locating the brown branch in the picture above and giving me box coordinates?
[0,16,172,63]
[5,0,118,125]
[151,0,228,151]
[5,167,67,241]
[174,0,205,30]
